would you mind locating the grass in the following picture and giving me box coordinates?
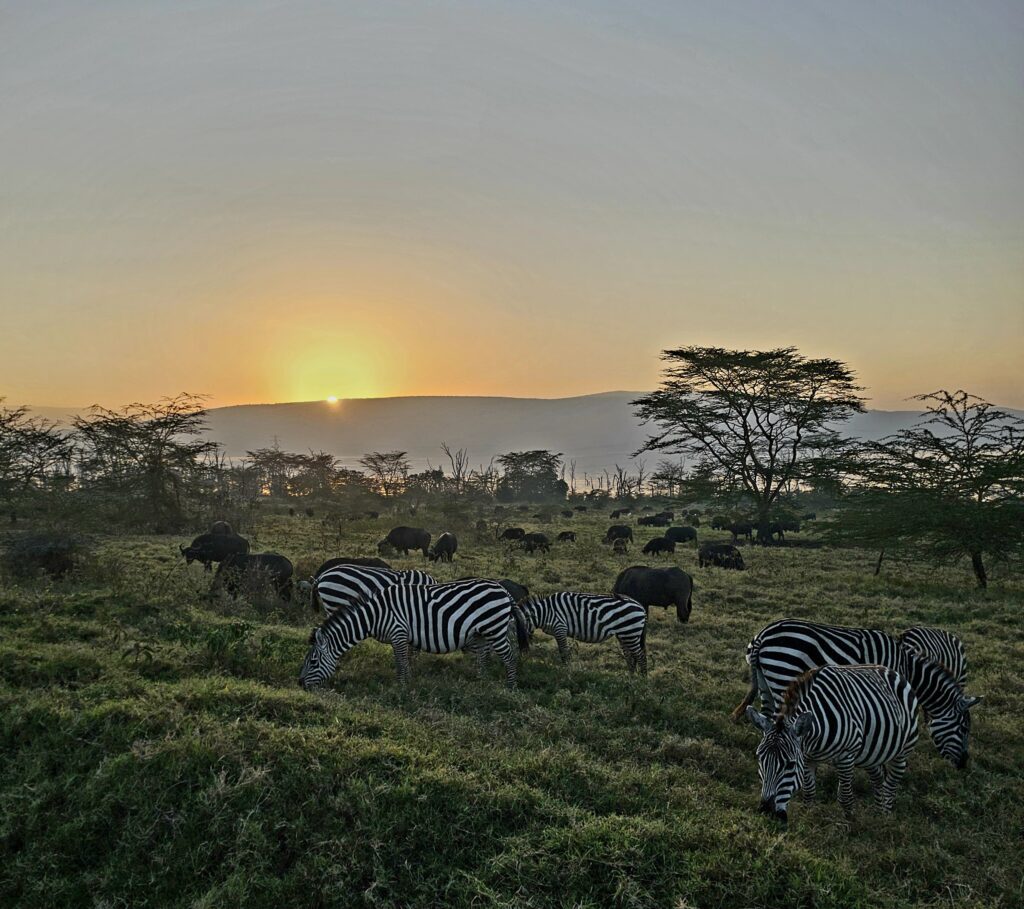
[1,511,1021,908]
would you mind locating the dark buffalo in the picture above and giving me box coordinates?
[698,542,745,570]
[665,526,698,544]
[573,506,588,513]
[656,511,675,521]
[803,512,817,521]
[520,532,551,554]
[612,538,629,554]
[683,512,701,526]
[710,515,729,530]
[603,525,634,544]
[214,552,294,600]
[610,508,632,519]
[613,565,694,623]
[428,532,458,562]
[499,527,527,542]
[638,514,670,527]
[209,520,234,535]
[561,509,574,519]
[729,521,754,542]
[517,505,531,513]
[557,531,577,543]
[642,537,676,556]
[312,556,392,578]
[180,532,250,571]
[378,526,431,557]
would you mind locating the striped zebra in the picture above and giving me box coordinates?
[298,579,530,689]
[899,626,967,687]
[312,564,435,617]
[731,619,981,768]
[519,593,648,674]
[747,664,920,824]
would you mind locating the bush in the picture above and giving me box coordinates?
[1,531,89,580]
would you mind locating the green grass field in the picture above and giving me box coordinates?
[1,512,1021,908]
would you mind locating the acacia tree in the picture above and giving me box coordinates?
[0,402,75,516]
[495,450,567,501]
[359,451,410,497]
[830,391,1024,588]
[633,347,865,541]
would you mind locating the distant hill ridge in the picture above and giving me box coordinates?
[30,392,1023,475]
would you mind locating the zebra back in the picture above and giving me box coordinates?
[899,626,967,687]
[315,565,435,616]
[523,592,646,643]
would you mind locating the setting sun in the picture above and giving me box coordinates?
[326,396,338,404]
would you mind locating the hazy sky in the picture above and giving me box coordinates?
[2,1,1022,409]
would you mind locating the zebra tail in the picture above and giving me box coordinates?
[512,604,531,653]
[730,638,761,724]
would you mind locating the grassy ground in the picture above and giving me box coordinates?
[1,511,1021,908]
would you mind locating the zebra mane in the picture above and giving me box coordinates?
[778,667,821,720]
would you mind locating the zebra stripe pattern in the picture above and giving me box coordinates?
[313,565,435,617]
[732,619,981,768]
[299,579,527,689]
[899,626,967,687]
[520,592,648,674]
[747,664,920,824]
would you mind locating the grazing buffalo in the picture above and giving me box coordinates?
[603,525,634,544]
[378,526,431,557]
[698,542,745,570]
[710,515,729,530]
[180,532,250,571]
[642,537,676,556]
[638,514,670,527]
[729,521,754,542]
[499,527,527,542]
[520,532,551,554]
[612,565,694,623]
[561,509,574,519]
[656,511,675,521]
[517,505,531,513]
[213,552,294,600]
[683,512,701,526]
[557,531,577,543]
[665,526,698,545]
[803,512,817,521]
[612,538,629,554]
[573,506,588,513]
[428,532,458,562]
[610,508,632,519]
[209,520,234,535]
[312,556,393,578]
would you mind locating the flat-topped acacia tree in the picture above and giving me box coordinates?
[632,346,865,542]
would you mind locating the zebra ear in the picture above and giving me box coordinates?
[746,706,772,732]
[962,695,983,710]
[793,713,814,738]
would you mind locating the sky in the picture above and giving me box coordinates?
[1,0,1022,410]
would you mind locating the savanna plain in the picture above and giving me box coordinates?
[2,512,1021,909]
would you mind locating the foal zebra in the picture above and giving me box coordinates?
[519,593,648,674]
[312,564,435,617]
[732,619,981,768]
[899,626,967,687]
[299,579,530,689]
[747,664,920,824]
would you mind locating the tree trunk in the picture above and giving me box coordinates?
[874,549,885,576]
[969,549,988,589]
[755,506,773,546]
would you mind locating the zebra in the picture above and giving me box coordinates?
[519,592,648,674]
[312,564,435,617]
[899,626,967,687]
[298,579,530,690]
[731,619,982,768]
[747,664,920,824]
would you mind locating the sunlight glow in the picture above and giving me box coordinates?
[326,395,338,404]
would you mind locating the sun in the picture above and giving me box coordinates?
[326,395,339,404]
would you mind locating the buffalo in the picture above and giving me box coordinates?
[729,521,754,542]
[612,565,694,623]
[612,538,629,555]
[557,531,577,543]
[573,506,588,513]
[665,526,698,545]
[561,509,574,519]
[209,520,234,535]
[642,537,675,556]
[213,552,294,600]
[656,511,675,521]
[603,525,634,544]
[638,514,670,527]
[180,532,250,571]
[378,526,431,557]
[499,527,527,542]
[698,542,745,570]
[610,508,632,519]
[520,532,551,554]
[710,515,729,530]
[428,532,458,563]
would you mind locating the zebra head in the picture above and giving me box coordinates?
[928,693,983,769]
[298,627,341,690]
[747,706,813,824]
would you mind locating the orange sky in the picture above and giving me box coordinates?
[2,3,1022,410]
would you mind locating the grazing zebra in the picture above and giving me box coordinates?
[312,564,435,617]
[747,664,920,824]
[299,579,530,689]
[731,619,981,768]
[519,593,648,674]
[899,626,967,687]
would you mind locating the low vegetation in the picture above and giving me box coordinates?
[2,510,1021,908]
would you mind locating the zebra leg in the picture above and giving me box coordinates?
[392,639,411,684]
[868,767,886,809]
[618,634,645,675]
[835,759,856,817]
[490,635,518,689]
[801,764,817,803]
[554,628,571,665]
[881,755,909,812]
